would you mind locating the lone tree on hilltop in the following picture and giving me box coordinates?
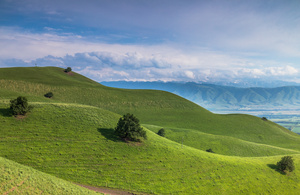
[64,67,72,73]
[115,113,147,142]
[157,128,165,137]
[10,96,33,116]
[261,117,268,121]
[277,156,295,173]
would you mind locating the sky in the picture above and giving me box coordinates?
[1,0,300,85]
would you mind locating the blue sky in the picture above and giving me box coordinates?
[1,0,300,84]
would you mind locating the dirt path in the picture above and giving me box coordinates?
[75,183,147,195]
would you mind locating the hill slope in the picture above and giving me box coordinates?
[1,67,300,152]
[0,102,300,194]
[1,66,300,194]
[0,156,100,194]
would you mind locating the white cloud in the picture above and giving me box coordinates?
[236,66,298,77]
[0,27,299,84]
[265,66,298,76]
[0,27,239,69]
[184,70,195,79]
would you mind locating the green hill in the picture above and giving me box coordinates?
[144,124,300,157]
[1,66,300,194]
[1,67,299,151]
[1,102,300,194]
[0,156,100,194]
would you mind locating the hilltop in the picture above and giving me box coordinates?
[0,66,300,194]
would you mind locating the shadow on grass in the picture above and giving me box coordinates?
[97,128,122,142]
[267,164,286,175]
[0,108,12,117]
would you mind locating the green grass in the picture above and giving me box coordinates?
[1,67,300,194]
[0,66,99,86]
[1,67,299,152]
[144,124,300,157]
[0,102,300,194]
[0,157,101,194]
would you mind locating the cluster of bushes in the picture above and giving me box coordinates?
[44,92,53,98]
[277,156,295,173]
[64,67,72,73]
[206,148,215,153]
[115,113,147,142]
[261,117,268,121]
[10,96,32,116]
[157,128,165,137]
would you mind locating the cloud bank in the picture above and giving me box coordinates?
[1,51,298,83]
[0,27,299,83]
[1,0,300,85]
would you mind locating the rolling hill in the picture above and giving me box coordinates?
[0,157,101,195]
[1,66,300,194]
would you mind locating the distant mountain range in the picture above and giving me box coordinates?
[101,81,300,112]
[199,79,299,88]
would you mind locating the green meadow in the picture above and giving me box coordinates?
[1,67,300,194]
[0,156,101,194]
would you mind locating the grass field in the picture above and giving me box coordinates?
[1,102,300,194]
[0,156,101,194]
[1,67,300,194]
[1,67,299,149]
[143,124,300,157]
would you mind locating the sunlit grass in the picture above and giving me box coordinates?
[144,124,300,157]
[0,102,300,194]
[0,157,101,194]
[1,66,300,194]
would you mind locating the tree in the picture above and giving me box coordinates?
[261,117,268,121]
[64,67,72,73]
[44,92,54,98]
[277,156,295,172]
[10,96,33,116]
[115,113,147,142]
[157,128,165,137]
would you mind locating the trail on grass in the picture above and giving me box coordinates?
[76,183,148,195]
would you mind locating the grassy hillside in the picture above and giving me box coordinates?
[1,102,300,194]
[1,67,300,152]
[1,66,300,194]
[0,66,99,86]
[144,124,300,157]
[0,157,100,194]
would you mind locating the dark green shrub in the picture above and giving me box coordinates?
[44,92,54,98]
[206,148,215,153]
[115,113,147,142]
[277,156,295,172]
[10,96,33,116]
[261,117,268,121]
[157,128,165,137]
[64,67,72,73]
